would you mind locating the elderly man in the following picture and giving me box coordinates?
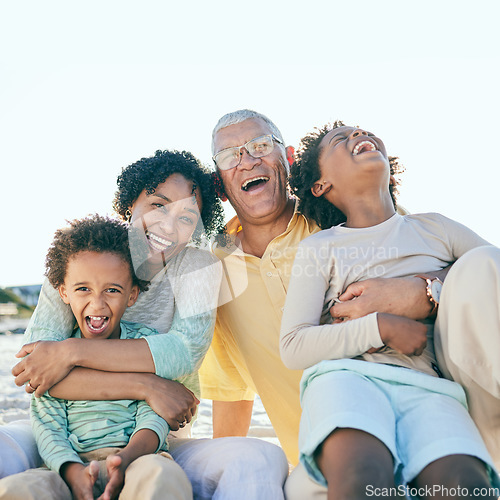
[200,109,500,497]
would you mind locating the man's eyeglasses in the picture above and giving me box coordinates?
[213,134,283,171]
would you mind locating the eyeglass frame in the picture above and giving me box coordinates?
[212,134,284,171]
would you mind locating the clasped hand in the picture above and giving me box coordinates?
[330,277,429,356]
[12,340,74,397]
[329,276,433,322]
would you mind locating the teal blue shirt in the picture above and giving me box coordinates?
[31,321,170,473]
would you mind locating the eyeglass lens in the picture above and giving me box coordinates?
[216,135,275,170]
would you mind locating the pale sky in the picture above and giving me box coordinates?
[1,0,499,287]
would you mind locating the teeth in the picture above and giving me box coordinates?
[146,231,175,251]
[86,316,109,333]
[241,176,269,190]
[353,140,377,156]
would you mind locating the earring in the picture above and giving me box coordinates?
[125,208,132,222]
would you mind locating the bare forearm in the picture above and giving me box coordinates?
[212,400,253,438]
[118,429,159,467]
[14,338,155,398]
[67,338,155,373]
[49,368,151,401]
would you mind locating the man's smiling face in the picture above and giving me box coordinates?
[214,118,291,226]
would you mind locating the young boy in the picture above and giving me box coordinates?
[0,215,191,500]
[281,123,500,498]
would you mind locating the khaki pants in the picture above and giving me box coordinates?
[0,447,192,500]
[434,245,500,467]
[284,245,500,499]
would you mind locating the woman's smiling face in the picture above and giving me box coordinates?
[129,173,203,274]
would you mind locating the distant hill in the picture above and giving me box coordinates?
[6,284,42,307]
[0,287,36,317]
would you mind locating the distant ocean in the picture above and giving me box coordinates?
[0,333,277,445]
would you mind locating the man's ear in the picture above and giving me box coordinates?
[311,180,332,198]
[128,285,139,307]
[59,285,70,305]
[286,146,295,167]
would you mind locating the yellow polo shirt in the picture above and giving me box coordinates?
[199,210,319,464]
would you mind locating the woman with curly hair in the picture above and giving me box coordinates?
[282,123,499,498]
[3,150,288,499]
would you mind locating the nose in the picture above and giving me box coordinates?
[236,147,261,170]
[89,294,106,312]
[350,128,369,139]
[158,211,176,235]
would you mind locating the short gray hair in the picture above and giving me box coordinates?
[211,109,285,155]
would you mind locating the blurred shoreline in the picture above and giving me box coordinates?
[0,318,30,335]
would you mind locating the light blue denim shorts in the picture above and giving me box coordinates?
[299,359,499,488]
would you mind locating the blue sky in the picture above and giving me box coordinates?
[1,0,499,286]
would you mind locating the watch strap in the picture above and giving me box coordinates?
[416,275,441,316]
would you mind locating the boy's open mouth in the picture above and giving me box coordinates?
[86,316,109,334]
[353,140,378,156]
[241,176,270,192]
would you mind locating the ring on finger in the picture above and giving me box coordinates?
[27,382,35,391]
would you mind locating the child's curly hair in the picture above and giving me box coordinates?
[45,214,148,291]
[113,150,225,243]
[290,121,404,229]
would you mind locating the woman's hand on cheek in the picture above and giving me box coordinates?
[12,340,76,397]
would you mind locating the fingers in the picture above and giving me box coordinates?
[167,419,180,431]
[105,454,122,472]
[186,387,200,406]
[24,382,35,395]
[329,302,349,321]
[14,369,30,388]
[22,379,49,398]
[34,383,48,397]
[11,358,25,378]
[338,282,363,301]
[413,341,427,356]
[101,455,124,500]
[15,342,37,358]
[86,460,100,485]
[23,380,47,397]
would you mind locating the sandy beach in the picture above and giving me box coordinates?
[0,333,277,444]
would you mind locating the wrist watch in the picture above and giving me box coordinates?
[416,275,443,316]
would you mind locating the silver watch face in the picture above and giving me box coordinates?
[430,280,442,304]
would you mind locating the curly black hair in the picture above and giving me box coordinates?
[45,214,148,292]
[290,122,404,230]
[112,150,225,243]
